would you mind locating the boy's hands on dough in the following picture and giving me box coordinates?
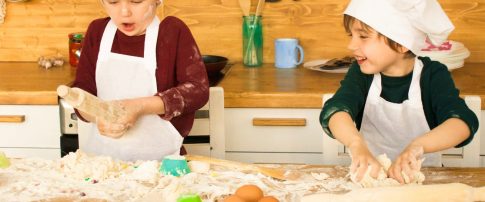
[348,140,382,182]
[389,144,424,184]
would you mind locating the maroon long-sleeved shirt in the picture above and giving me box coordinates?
[72,16,209,140]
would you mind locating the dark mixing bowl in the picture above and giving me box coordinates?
[202,55,228,76]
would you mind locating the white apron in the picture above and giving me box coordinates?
[83,17,183,161]
[360,58,441,167]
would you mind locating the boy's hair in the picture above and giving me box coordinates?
[343,14,415,58]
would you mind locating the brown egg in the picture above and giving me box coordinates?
[258,196,279,202]
[235,184,264,202]
[224,195,245,202]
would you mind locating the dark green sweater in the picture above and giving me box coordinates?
[320,57,479,148]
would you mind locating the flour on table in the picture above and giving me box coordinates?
[129,161,160,183]
[187,160,210,174]
[311,172,330,181]
[0,150,355,202]
[349,154,425,188]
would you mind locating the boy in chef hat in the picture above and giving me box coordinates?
[71,0,209,161]
[320,0,478,184]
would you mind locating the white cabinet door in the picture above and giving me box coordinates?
[1,148,60,159]
[0,105,61,159]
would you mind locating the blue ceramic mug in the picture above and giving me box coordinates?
[274,38,304,68]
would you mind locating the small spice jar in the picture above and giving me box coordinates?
[68,32,84,67]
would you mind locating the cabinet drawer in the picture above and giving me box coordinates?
[1,147,60,159]
[225,108,322,153]
[0,105,60,148]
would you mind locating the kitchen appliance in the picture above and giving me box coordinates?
[59,99,79,157]
[60,98,78,134]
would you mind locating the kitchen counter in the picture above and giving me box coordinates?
[1,62,484,108]
[1,153,484,201]
[219,63,485,109]
[297,165,485,187]
[0,62,76,105]
[420,167,485,187]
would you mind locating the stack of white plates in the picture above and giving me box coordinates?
[419,41,470,71]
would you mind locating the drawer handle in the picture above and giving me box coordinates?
[0,115,26,123]
[252,118,306,126]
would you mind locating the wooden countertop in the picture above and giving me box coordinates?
[421,167,485,187]
[0,62,76,105]
[0,62,484,109]
[219,63,485,109]
[292,165,485,187]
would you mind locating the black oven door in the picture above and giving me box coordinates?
[60,135,79,157]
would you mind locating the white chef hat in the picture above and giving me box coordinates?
[344,0,454,55]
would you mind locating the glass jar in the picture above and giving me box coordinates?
[68,32,84,67]
[242,15,263,67]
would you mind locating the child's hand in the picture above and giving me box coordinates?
[388,144,424,184]
[348,140,382,182]
[95,99,143,138]
[111,99,144,130]
[96,117,128,138]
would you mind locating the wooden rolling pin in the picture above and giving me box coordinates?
[302,183,485,202]
[185,154,301,181]
[57,85,126,122]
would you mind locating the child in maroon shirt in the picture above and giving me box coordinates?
[72,0,208,160]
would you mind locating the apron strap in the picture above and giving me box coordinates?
[98,20,118,63]
[144,16,160,69]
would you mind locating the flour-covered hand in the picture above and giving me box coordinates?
[388,144,424,184]
[109,99,145,130]
[348,140,382,182]
[95,99,143,138]
[96,116,128,138]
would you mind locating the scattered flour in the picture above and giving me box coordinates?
[0,150,356,202]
